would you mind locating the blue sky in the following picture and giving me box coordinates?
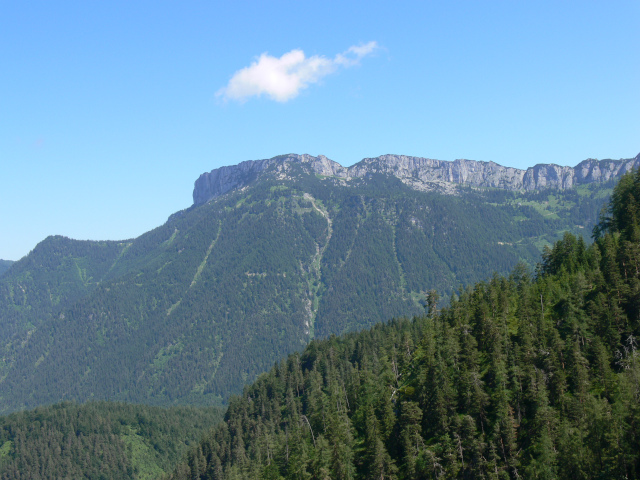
[1,1,638,261]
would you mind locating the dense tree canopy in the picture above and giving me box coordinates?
[0,402,224,480]
[0,261,13,278]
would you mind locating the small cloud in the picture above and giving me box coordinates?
[217,41,378,103]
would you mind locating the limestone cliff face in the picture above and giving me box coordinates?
[193,152,640,206]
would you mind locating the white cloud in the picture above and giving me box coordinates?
[217,41,378,103]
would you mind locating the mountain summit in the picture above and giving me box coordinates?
[193,153,640,205]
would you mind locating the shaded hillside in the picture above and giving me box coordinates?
[0,237,129,342]
[0,261,13,277]
[0,402,224,480]
[170,170,640,479]
[0,157,619,413]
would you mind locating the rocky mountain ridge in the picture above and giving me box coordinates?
[1,150,620,413]
[193,152,640,206]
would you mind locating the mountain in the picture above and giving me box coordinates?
[0,238,129,344]
[0,153,636,413]
[170,168,640,480]
[0,261,14,277]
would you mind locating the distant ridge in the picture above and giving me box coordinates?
[0,259,14,277]
[193,152,640,205]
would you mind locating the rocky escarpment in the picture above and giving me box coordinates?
[192,154,341,205]
[193,152,640,206]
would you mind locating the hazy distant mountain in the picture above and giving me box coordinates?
[0,238,128,343]
[0,153,635,413]
[0,260,14,277]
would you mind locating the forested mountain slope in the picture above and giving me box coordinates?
[0,261,13,277]
[170,169,640,480]
[0,154,631,413]
[0,402,224,480]
[0,237,128,342]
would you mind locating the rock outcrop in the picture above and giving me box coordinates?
[193,152,640,206]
